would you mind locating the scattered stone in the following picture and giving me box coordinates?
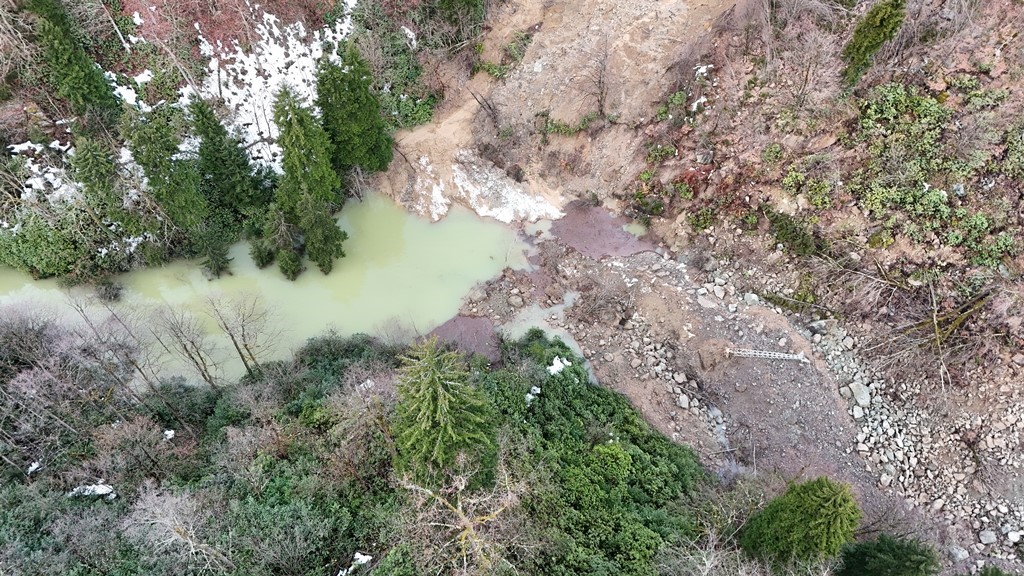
[948,546,970,562]
[843,336,855,349]
[1013,353,1024,367]
[1009,531,1021,544]
[630,358,642,369]
[849,381,871,408]
[743,293,759,305]
[673,372,686,384]
[508,295,524,308]
[604,353,614,363]
[713,285,725,299]
[777,337,787,347]
[852,406,864,420]
[979,530,997,545]
[696,296,718,309]
[931,498,945,512]
[707,406,723,423]
[467,286,487,303]
[676,394,690,410]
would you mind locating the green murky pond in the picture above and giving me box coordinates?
[0,194,527,379]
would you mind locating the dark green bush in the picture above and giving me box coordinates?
[26,0,120,117]
[740,476,861,567]
[841,0,906,86]
[837,534,940,576]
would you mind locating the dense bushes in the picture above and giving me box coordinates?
[740,476,861,568]
[0,317,711,576]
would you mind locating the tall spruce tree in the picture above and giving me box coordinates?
[272,86,346,278]
[122,107,208,236]
[392,337,495,484]
[297,193,347,275]
[740,476,861,567]
[189,98,268,214]
[316,44,393,174]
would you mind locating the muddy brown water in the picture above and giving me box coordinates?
[549,201,655,259]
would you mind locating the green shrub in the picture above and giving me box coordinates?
[688,207,716,231]
[837,534,939,576]
[761,142,784,166]
[372,546,419,575]
[740,476,861,567]
[646,143,677,164]
[1004,122,1024,180]
[841,0,906,86]
[765,209,827,256]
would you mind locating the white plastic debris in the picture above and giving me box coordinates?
[336,552,372,576]
[163,430,175,441]
[67,484,117,500]
[547,356,572,375]
[26,461,42,475]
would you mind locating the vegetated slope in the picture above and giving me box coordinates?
[624,0,1023,377]
[0,0,459,283]
[0,304,709,575]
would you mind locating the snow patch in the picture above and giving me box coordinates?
[132,11,144,25]
[525,385,542,405]
[6,143,83,205]
[133,69,154,85]
[694,64,714,79]
[188,0,358,172]
[8,141,43,154]
[401,26,417,49]
[451,150,562,223]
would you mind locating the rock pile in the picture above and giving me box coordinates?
[808,321,1024,565]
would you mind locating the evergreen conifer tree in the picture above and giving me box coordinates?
[316,44,393,174]
[392,337,495,484]
[275,86,343,212]
[273,86,346,278]
[189,98,268,214]
[740,476,861,567]
[121,107,208,236]
[836,534,939,576]
[296,193,347,275]
[70,136,119,216]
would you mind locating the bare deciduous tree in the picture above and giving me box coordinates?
[203,293,279,379]
[69,298,193,433]
[0,2,38,79]
[400,434,541,576]
[124,481,235,574]
[151,305,222,388]
[576,36,612,118]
